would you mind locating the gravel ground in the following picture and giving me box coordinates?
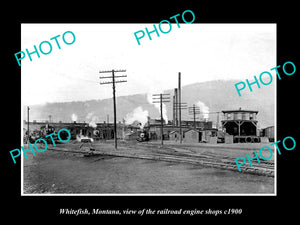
[23,142,274,194]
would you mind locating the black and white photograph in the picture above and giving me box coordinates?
[21,23,276,195]
[4,4,298,221]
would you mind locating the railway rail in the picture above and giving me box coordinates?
[47,142,274,177]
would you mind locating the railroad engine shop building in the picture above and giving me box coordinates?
[221,108,260,143]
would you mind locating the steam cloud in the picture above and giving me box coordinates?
[125,106,149,128]
[196,101,209,120]
[86,112,99,128]
[71,113,78,122]
[161,103,168,124]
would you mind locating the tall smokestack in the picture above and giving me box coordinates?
[173,95,175,126]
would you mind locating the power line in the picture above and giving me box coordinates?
[99,69,127,150]
[188,104,200,129]
[152,93,170,146]
[178,72,182,143]
[27,106,30,144]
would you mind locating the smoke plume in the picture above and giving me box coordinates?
[86,112,99,128]
[125,106,149,128]
[71,113,78,122]
[161,103,168,124]
[196,101,210,120]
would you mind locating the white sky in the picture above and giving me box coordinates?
[21,23,276,105]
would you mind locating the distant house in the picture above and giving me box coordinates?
[184,128,218,144]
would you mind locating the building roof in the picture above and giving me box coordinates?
[222,108,258,114]
[184,129,200,133]
[169,130,180,134]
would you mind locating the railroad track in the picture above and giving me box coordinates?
[130,143,274,177]
[48,143,274,177]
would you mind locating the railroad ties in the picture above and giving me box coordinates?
[47,143,274,177]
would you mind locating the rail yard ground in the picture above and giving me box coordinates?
[23,140,275,194]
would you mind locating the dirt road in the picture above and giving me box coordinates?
[23,142,274,194]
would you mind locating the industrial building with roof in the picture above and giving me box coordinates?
[23,107,273,144]
[221,108,260,143]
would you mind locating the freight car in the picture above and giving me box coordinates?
[260,126,274,142]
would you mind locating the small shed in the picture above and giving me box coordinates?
[184,129,201,143]
[225,133,233,144]
[200,129,218,143]
[169,130,180,141]
[261,126,274,142]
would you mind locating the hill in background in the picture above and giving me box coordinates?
[25,79,275,129]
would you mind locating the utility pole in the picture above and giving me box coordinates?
[174,101,187,132]
[99,69,127,150]
[178,72,181,143]
[174,88,178,126]
[160,94,163,145]
[188,104,200,129]
[152,93,170,146]
[27,106,30,144]
[193,106,196,129]
[217,112,220,130]
[122,118,125,140]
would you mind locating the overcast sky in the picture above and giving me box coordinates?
[21,23,276,106]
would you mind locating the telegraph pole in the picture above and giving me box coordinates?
[152,93,170,146]
[193,106,196,128]
[188,104,200,129]
[160,94,163,145]
[174,88,178,126]
[178,72,181,143]
[27,106,30,143]
[217,112,220,130]
[99,69,127,150]
[175,101,187,141]
[122,118,125,140]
